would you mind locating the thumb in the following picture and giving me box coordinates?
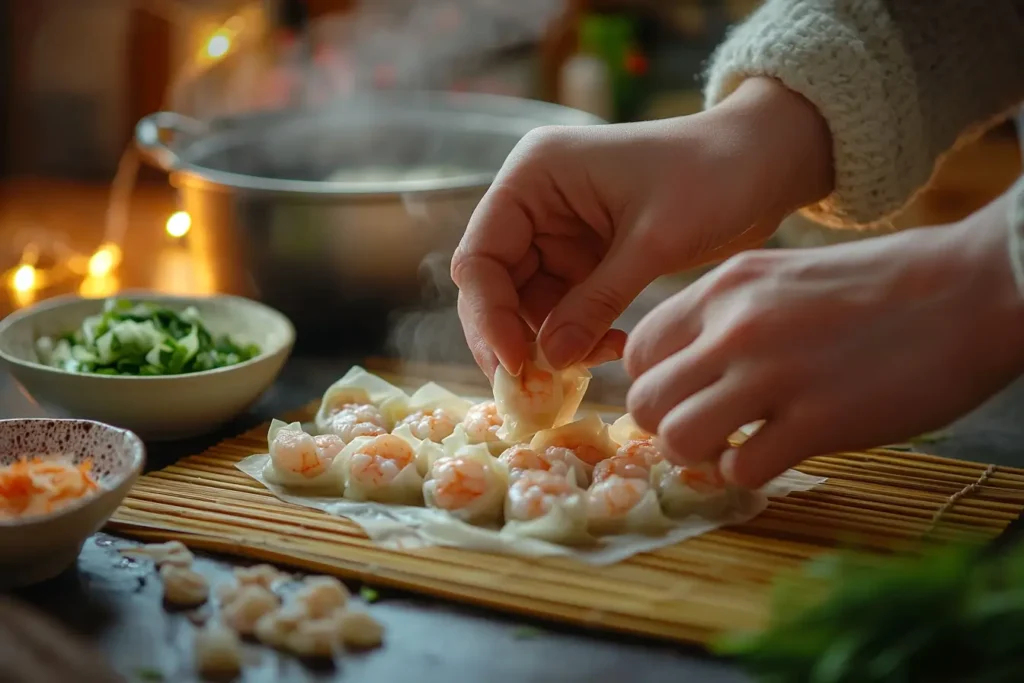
[538,251,653,369]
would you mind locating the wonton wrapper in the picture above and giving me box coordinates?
[338,431,425,505]
[529,413,617,467]
[380,381,474,427]
[423,443,508,525]
[608,414,652,447]
[586,478,673,536]
[493,343,590,442]
[651,461,741,519]
[263,419,345,493]
[500,486,591,546]
[314,366,409,433]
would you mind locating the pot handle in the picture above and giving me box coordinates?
[135,112,208,171]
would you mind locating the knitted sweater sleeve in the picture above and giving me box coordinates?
[704,0,1024,229]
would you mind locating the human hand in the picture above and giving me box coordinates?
[0,596,124,683]
[624,191,1024,488]
[452,77,834,379]
[622,191,1024,491]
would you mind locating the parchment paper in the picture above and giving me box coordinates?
[236,419,825,566]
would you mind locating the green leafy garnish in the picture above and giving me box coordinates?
[34,298,260,376]
[714,540,1024,683]
[134,668,165,681]
[359,586,379,603]
[512,626,545,640]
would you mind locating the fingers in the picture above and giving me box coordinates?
[626,337,721,433]
[656,375,768,468]
[454,257,529,378]
[582,329,628,366]
[624,283,705,380]
[720,413,817,489]
[539,250,653,369]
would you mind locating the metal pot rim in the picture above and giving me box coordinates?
[136,91,605,196]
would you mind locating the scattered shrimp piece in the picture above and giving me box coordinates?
[347,434,416,489]
[160,565,209,607]
[396,408,457,442]
[336,610,384,650]
[194,620,243,677]
[285,617,341,658]
[121,541,194,568]
[221,585,280,636]
[294,575,349,618]
[0,456,99,519]
[461,401,503,444]
[234,563,284,590]
[506,470,577,521]
[254,602,307,649]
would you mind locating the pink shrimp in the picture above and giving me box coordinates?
[427,456,490,511]
[462,401,503,444]
[506,470,576,521]
[587,476,649,519]
[313,434,345,463]
[397,408,457,442]
[271,429,326,478]
[666,462,727,494]
[514,363,558,408]
[326,404,388,443]
[543,437,607,467]
[615,439,663,467]
[347,434,416,488]
[497,445,547,477]
[592,453,651,484]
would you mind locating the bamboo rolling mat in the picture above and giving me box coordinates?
[106,364,1024,645]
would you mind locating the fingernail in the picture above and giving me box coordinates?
[545,325,592,369]
[719,448,740,484]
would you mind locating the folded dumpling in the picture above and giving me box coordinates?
[528,413,617,468]
[492,343,590,442]
[263,420,345,493]
[423,443,508,525]
[651,461,741,519]
[314,366,408,437]
[586,475,673,536]
[338,432,425,505]
[381,382,474,443]
[500,470,591,545]
[459,401,512,456]
[497,443,590,489]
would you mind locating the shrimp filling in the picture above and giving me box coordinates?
[462,402,503,443]
[506,470,575,521]
[587,476,649,520]
[546,438,606,467]
[326,404,388,443]
[615,439,662,467]
[667,463,727,494]
[499,445,579,481]
[312,434,345,463]
[348,435,416,487]
[592,453,651,484]
[428,457,490,511]
[397,408,457,442]
[272,429,328,478]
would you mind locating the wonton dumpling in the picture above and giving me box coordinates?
[339,432,425,505]
[314,366,409,434]
[586,475,673,536]
[651,461,741,519]
[263,420,345,492]
[500,470,591,545]
[380,382,474,440]
[423,444,508,525]
[529,413,617,467]
[492,343,590,442]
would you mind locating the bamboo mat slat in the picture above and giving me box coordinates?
[106,368,1024,645]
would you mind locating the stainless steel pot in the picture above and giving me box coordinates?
[135,91,603,346]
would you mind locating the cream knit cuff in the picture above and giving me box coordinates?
[703,2,926,229]
[1009,176,1024,300]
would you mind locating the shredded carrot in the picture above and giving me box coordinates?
[0,456,99,519]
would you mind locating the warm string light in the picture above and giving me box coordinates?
[166,211,192,238]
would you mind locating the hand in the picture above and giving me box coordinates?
[624,190,1024,488]
[451,77,834,379]
[0,596,124,682]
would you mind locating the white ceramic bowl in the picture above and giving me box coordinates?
[0,292,295,440]
[0,418,145,588]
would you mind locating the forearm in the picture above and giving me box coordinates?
[706,0,1024,229]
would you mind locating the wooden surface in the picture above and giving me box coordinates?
[106,368,1024,648]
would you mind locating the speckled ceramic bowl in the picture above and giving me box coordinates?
[0,292,295,440]
[0,419,145,589]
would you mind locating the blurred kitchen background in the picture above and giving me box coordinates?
[0,0,1021,361]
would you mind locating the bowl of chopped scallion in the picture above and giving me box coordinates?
[0,294,295,440]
